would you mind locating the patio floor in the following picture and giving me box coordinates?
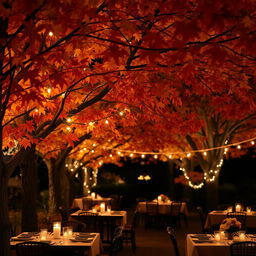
[117,209,201,256]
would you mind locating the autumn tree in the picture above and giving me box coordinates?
[2,1,256,256]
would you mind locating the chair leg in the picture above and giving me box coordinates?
[131,232,136,253]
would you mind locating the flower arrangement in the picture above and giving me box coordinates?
[157,194,170,202]
[220,218,241,233]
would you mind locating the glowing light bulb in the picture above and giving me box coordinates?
[154,154,158,159]
[67,117,72,123]
[141,154,145,158]
[48,31,53,36]
[203,152,207,156]
[66,127,71,131]
[237,145,241,149]
[168,155,172,159]
[47,88,51,94]
[251,141,255,145]
[105,120,109,124]
[187,153,191,158]
[130,153,134,157]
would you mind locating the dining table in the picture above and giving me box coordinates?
[10,231,101,256]
[71,209,127,226]
[71,209,127,243]
[186,233,256,256]
[71,195,112,210]
[136,201,189,216]
[204,210,256,230]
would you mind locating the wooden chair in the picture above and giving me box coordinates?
[77,211,99,233]
[16,241,51,256]
[196,206,207,233]
[145,202,159,228]
[58,206,79,222]
[107,226,123,256]
[166,226,180,256]
[122,211,138,252]
[227,212,247,230]
[168,202,182,228]
[62,220,87,232]
[230,241,256,256]
[82,198,93,210]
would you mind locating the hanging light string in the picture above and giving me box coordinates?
[180,158,224,189]
[106,136,256,157]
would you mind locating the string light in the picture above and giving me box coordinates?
[66,127,71,131]
[67,117,72,123]
[105,120,109,124]
[106,136,256,158]
[48,31,53,36]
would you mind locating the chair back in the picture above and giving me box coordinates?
[146,202,158,216]
[226,212,247,230]
[16,241,51,256]
[58,206,79,222]
[170,202,182,217]
[62,220,86,232]
[77,211,99,233]
[196,206,206,233]
[230,241,256,256]
[109,226,123,256]
[166,226,180,256]
[82,198,93,210]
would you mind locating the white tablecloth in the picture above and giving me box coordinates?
[186,234,230,256]
[11,232,101,256]
[205,211,256,229]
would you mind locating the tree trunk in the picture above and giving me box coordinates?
[45,159,58,217]
[206,178,219,211]
[20,146,38,231]
[0,169,10,256]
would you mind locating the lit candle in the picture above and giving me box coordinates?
[67,226,73,238]
[215,233,221,241]
[100,203,105,213]
[92,208,97,213]
[247,207,251,213]
[157,196,162,202]
[53,222,61,239]
[220,231,226,239]
[107,205,111,213]
[227,207,233,213]
[239,232,245,241]
[235,204,242,212]
[91,192,96,199]
[40,229,47,241]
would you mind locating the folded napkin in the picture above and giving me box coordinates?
[70,238,93,243]
[191,235,211,238]
[194,240,214,244]
[77,234,96,238]
[11,237,33,241]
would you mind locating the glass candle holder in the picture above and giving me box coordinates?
[107,205,111,213]
[235,204,242,212]
[100,203,105,213]
[247,207,251,213]
[53,222,61,239]
[67,226,73,238]
[238,231,246,241]
[214,231,221,241]
[39,229,48,241]
[62,226,69,239]
[91,192,96,199]
[157,196,162,202]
